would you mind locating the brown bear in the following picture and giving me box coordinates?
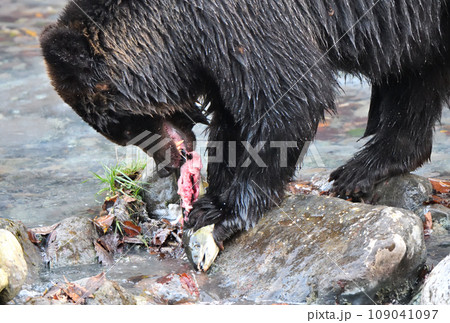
[41,0,450,270]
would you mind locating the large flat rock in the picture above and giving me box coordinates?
[212,194,426,304]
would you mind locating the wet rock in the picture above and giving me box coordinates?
[309,173,432,212]
[420,254,450,305]
[167,204,183,222]
[76,277,137,305]
[423,223,450,267]
[212,194,425,304]
[309,171,334,192]
[365,174,432,212]
[0,229,28,304]
[141,162,179,221]
[137,273,200,304]
[45,216,99,268]
[25,297,67,305]
[417,205,450,230]
[415,204,450,266]
[0,218,41,282]
[26,273,137,305]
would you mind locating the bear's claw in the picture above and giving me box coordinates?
[183,224,220,272]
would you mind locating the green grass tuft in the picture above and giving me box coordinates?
[92,159,147,199]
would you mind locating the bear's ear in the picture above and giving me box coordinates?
[40,24,95,96]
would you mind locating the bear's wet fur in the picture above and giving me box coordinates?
[41,1,450,246]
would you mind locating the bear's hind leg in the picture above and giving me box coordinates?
[330,67,448,198]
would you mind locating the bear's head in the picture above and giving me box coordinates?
[40,23,207,177]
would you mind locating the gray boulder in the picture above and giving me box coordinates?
[0,218,41,283]
[0,229,28,304]
[212,194,426,304]
[140,161,179,221]
[308,173,433,213]
[366,174,433,212]
[45,216,99,268]
[420,254,450,305]
[137,273,200,304]
[77,277,137,305]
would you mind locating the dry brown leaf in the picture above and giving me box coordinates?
[83,273,106,298]
[28,223,60,235]
[423,211,433,237]
[152,228,171,246]
[63,282,92,304]
[98,233,121,253]
[122,221,141,237]
[428,195,450,208]
[94,241,114,266]
[122,195,137,203]
[93,214,115,233]
[429,178,450,194]
[102,194,118,211]
[27,223,60,244]
[46,278,93,304]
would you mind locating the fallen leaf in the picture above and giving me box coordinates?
[102,194,118,211]
[161,219,173,226]
[110,198,130,222]
[429,178,450,194]
[63,282,92,304]
[93,214,115,233]
[122,195,137,203]
[82,273,106,299]
[152,228,171,246]
[122,221,141,237]
[47,278,93,304]
[123,236,144,244]
[94,241,114,266]
[179,273,200,297]
[98,233,121,253]
[423,212,433,237]
[28,223,60,244]
[426,195,450,208]
[28,223,60,235]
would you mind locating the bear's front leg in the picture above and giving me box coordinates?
[184,136,303,271]
[182,109,241,271]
